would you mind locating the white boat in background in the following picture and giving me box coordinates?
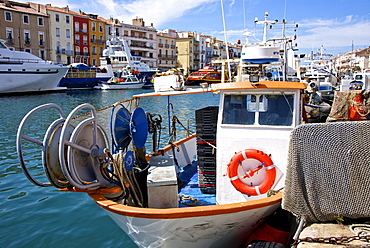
[100,36,157,87]
[94,69,144,90]
[238,12,299,83]
[241,12,280,64]
[153,68,186,92]
[0,39,68,94]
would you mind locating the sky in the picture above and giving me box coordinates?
[32,0,370,57]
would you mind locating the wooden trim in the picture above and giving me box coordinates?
[88,192,282,219]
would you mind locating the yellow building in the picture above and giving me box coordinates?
[78,12,106,66]
[176,36,198,76]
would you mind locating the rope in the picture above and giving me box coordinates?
[178,194,204,206]
[112,151,143,207]
[71,99,137,120]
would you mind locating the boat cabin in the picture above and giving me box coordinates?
[212,81,305,204]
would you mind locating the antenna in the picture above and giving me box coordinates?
[269,18,299,81]
[220,0,232,82]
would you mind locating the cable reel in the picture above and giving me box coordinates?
[16,103,73,188]
[59,103,111,190]
[110,104,149,152]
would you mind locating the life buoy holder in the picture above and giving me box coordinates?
[227,149,276,196]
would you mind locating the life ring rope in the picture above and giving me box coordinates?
[227,149,276,196]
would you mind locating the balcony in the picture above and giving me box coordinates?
[75,52,90,56]
[66,50,74,55]
[130,43,155,49]
[131,35,147,39]
[158,54,176,60]
[91,38,105,44]
[39,40,45,47]
[24,40,31,46]
[76,29,88,34]
[55,49,62,54]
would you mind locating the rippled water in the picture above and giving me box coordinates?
[0,89,219,248]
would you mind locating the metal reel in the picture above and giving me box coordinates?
[16,103,67,187]
[59,103,111,190]
[110,105,148,151]
[110,104,132,152]
[42,118,74,188]
[130,107,148,149]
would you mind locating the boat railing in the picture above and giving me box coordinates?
[65,70,97,78]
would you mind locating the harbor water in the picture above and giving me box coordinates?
[0,88,219,248]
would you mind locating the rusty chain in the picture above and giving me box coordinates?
[292,234,370,246]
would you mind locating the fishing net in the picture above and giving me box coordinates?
[282,120,370,223]
[326,90,370,122]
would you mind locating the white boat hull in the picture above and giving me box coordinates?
[0,65,68,93]
[88,134,283,248]
[154,74,185,92]
[90,193,281,248]
[95,81,144,90]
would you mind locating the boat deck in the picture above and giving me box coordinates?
[177,162,216,207]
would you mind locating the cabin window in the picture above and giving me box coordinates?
[222,94,294,126]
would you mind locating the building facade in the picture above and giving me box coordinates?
[44,5,74,64]
[73,13,89,64]
[1,0,50,60]
[157,33,177,71]
[79,12,106,66]
[121,18,157,69]
[1,1,239,71]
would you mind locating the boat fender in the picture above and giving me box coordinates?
[227,149,276,196]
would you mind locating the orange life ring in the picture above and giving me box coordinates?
[227,149,276,196]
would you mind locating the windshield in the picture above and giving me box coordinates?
[222,94,294,126]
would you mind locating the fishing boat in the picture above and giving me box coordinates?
[153,68,186,92]
[16,11,308,248]
[0,39,68,94]
[17,74,307,247]
[94,69,144,90]
[58,63,113,89]
[186,65,229,85]
[100,36,157,88]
